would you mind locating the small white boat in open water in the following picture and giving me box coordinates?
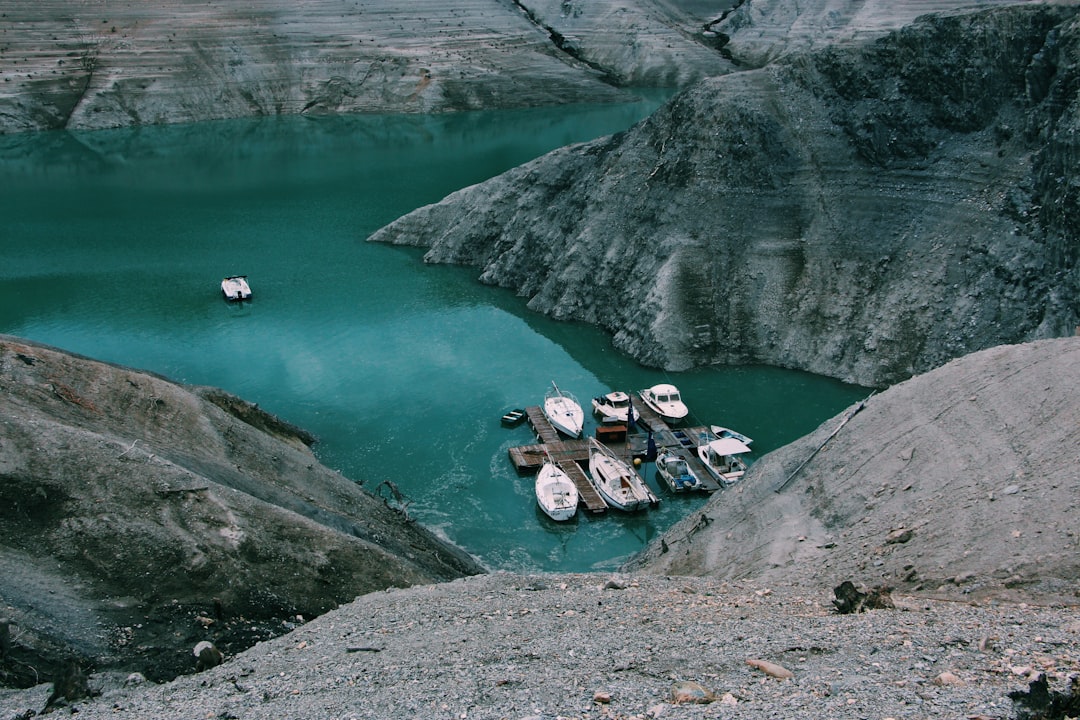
[710,425,753,446]
[221,275,251,301]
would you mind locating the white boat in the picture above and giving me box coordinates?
[697,436,752,487]
[543,382,584,438]
[587,438,658,511]
[221,275,251,301]
[655,449,703,492]
[535,460,579,521]
[590,390,637,424]
[638,384,689,424]
[710,425,754,446]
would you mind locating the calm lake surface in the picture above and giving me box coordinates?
[0,101,869,572]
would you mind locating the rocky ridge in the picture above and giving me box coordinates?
[1,573,1077,720]
[627,337,1080,604]
[0,0,1037,134]
[0,0,729,134]
[369,4,1080,388]
[0,335,482,686]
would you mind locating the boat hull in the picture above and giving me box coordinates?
[697,437,751,488]
[221,276,252,301]
[638,384,688,425]
[543,396,583,438]
[655,451,702,492]
[535,463,578,521]
[587,439,656,511]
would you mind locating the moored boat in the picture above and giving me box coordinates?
[543,382,584,438]
[221,275,251,301]
[697,436,752,487]
[587,437,658,511]
[638,384,689,424]
[710,425,753,446]
[655,449,704,492]
[590,390,637,424]
[535,460,579,521]
[501,408,526,427]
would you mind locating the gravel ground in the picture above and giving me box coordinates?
[3,572,1077,719]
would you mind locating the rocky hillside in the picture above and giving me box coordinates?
[627,337,1080,604]
[713,0,1035,67]
[370,4,1080,387]
[0,0,1033,134]
[3,573,1078,720]
[0,336,482,686]
[2,338,1078,718]
[0,0,731,134]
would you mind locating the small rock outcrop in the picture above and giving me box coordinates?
[0,335,483,686]
[626,337,1080,603]
[370,5,1080,387]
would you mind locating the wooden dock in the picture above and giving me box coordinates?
[507,403,725,513]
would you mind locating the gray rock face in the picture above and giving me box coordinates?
[0,0,728,134]
[627,336,1080,603]
[713,0,1033,67]
[369,5,1080,387]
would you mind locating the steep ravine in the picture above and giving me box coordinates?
[369,5,1080,388]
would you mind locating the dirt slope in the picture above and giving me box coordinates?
[627,337,1080,604]
[0,335,482,686]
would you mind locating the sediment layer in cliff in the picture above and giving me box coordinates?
[0,0,733,133]
[369,5,1080,387]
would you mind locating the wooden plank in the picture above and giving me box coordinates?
[508,440,589,472]
[562,460,607,513]
[524,405,561,445]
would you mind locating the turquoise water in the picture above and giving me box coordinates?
[0,104,869,572]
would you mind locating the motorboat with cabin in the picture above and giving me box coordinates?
[638,383,689,424]
[697,436,751,487]
[590,390,637,424]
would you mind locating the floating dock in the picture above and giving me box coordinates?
[508,402,725,513]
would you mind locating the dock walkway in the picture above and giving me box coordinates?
[508,404,724,512]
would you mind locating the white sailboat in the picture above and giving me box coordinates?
[587,438,657,511]
[543,382,584,438]
[535,460,579,521]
